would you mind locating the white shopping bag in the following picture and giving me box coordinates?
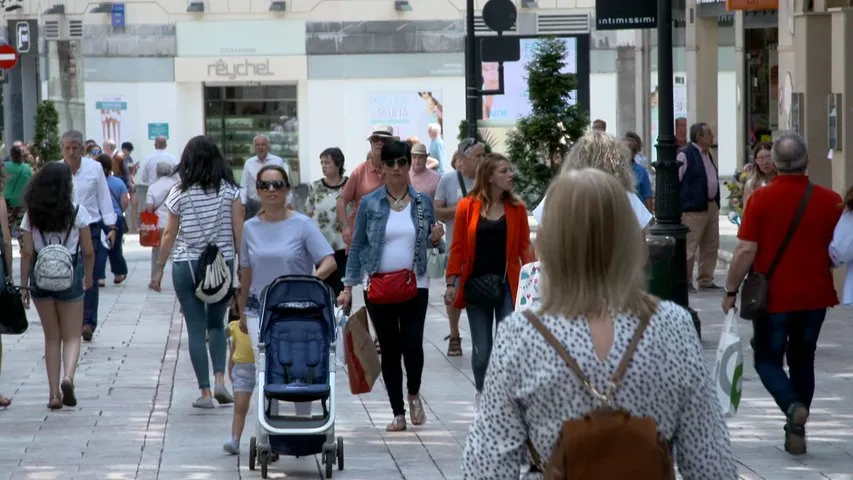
[713,310,744,417]
[334,307,348,367]
[516,262,542,310]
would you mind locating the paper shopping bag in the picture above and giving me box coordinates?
[516,262,543,310]
[344,307,381,395]
[139,211,161,247]
[713,310,744,417]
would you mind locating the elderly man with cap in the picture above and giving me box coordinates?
[336,125,396,249]
[409,142,441,199]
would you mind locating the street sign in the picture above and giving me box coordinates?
[0,44,19,70]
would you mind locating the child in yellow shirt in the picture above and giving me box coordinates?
[223,319,256,455]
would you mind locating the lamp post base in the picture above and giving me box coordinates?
[646,222,700,338]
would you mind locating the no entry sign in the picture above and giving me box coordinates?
[0,44,19,69]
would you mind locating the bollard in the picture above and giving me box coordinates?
[645,234,676,299]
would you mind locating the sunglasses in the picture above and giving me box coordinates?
[382,157,409,168]
[256,179,288,191]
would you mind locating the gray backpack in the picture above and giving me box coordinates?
[33,206,79,292]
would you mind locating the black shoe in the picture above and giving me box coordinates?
[82,325,94,342]
[784,402,809,455]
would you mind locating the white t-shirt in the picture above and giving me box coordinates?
[376,203,429,289]
[146,175,179,228]
[166,181,240,262]
[21,204,93,253]
[532,191,653,229]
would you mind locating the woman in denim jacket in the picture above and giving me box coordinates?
[337,140,445,432]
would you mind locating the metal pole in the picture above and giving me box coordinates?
[464,0,478,140]
[647,0,700,336]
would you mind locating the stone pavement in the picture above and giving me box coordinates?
[1,238,852,479]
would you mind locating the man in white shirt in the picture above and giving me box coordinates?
[240,134,290,219]
[61,130,117,342]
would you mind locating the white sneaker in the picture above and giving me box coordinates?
[222,437,240,455]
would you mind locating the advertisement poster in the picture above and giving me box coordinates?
[482,37,578,122]
[649,74,688,164]
[368,92,443,142]
[95,96,130,147]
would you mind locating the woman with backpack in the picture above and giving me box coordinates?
[462,169,736,479]
[149,135,243,409]
[19,162,96,410]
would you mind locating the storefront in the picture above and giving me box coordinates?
[174,20,307,183]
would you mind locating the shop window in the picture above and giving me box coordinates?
[203,85,300,184]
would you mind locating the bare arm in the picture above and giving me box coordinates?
[20,232,33,288]
[79,226,95,288]
[315,254,337,280]
[725,240,758,293]
[230,196,244,258]
[433,199,456,222]
[156,213,180,267]
[0,198,12,275]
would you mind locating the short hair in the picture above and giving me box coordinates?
[624,131,642,148]
[121,141,134,152]
[428,123,441,134]
[103,138,116,150]
[9,145,22,163]
[689,122,709,143]
[156,161,174,178]
[561,131,636,193]
[592,119,607,131]
[62,130,85,147]
[253,134,270,145]
[771,131,808,173]
[537,169,651,318]
[380,140,411,164]
[320,147,346,176]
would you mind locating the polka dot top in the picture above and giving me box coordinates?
[461,301,738,479]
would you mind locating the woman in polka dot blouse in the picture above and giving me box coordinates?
[462,169,737,479]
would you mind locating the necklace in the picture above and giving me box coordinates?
[388,190,409,211]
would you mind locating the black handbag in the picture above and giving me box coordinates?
[465,273,504,307]
[740,183,812,320]
[0,247,27,335]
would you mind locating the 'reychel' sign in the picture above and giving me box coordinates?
[206,58,275,80]
[595,0,657,30]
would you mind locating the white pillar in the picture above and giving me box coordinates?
[685,0,719,140]
[733,11,746,168]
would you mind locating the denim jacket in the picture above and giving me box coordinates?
[344,185,446,286]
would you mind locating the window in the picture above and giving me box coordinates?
[203,85,299,183]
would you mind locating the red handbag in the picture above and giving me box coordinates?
[139,211,161,247]
[366,269,417,305]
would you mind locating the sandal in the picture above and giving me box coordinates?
[113,275,126,284]
[61,378,77,407]
[445,335,463,357]
[408,396,426,426]
[48,393,62,410]
[385,415,406,432]
[0,395,10,408]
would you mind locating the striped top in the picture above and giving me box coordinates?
[165,181,240,262]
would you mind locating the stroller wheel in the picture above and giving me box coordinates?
[337,437,344,470]
[260,451,269,479]
[248,437,257,471]
[325,453,334,478]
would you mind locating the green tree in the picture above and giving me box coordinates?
[505,37,588,207]
[32,100,61,166]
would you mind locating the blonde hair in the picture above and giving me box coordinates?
[469,153,522,211]
[562,130,636,193]
[537,169,652,318]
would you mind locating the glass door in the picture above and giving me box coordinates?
[203,84,300,183]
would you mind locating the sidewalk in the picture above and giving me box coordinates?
[0,238,851,479]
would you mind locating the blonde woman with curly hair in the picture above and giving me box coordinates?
[532,130,653,229]
[743,142,775,209]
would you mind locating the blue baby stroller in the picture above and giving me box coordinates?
[248,275,344,478]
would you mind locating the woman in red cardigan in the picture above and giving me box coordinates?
[444,153,535,403]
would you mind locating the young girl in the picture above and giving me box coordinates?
[223,318,256,454]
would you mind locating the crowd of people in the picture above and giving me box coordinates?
[0,118,849,478]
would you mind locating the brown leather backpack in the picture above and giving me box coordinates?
[522,305,675,480]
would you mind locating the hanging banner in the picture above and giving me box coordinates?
[726,0,777,11]
[595,0,657,30]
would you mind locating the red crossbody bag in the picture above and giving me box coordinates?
[366,197,425,305]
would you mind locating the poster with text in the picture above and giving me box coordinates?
[649,74,688,164]
[368,92,443,143]
[94,96,131,148]
[481,37,578,122]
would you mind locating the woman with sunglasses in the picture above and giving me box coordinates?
[338,140,445,432]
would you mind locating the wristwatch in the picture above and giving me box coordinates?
[725,289,738,297]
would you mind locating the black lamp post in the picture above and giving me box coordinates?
[465,0,478,139]
[646,0,700,336]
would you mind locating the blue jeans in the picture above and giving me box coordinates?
[752,308,826,415]
[465,281,513,392]
[84,222,107,330]
[172,260,230,390]
[107,216,128,276]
